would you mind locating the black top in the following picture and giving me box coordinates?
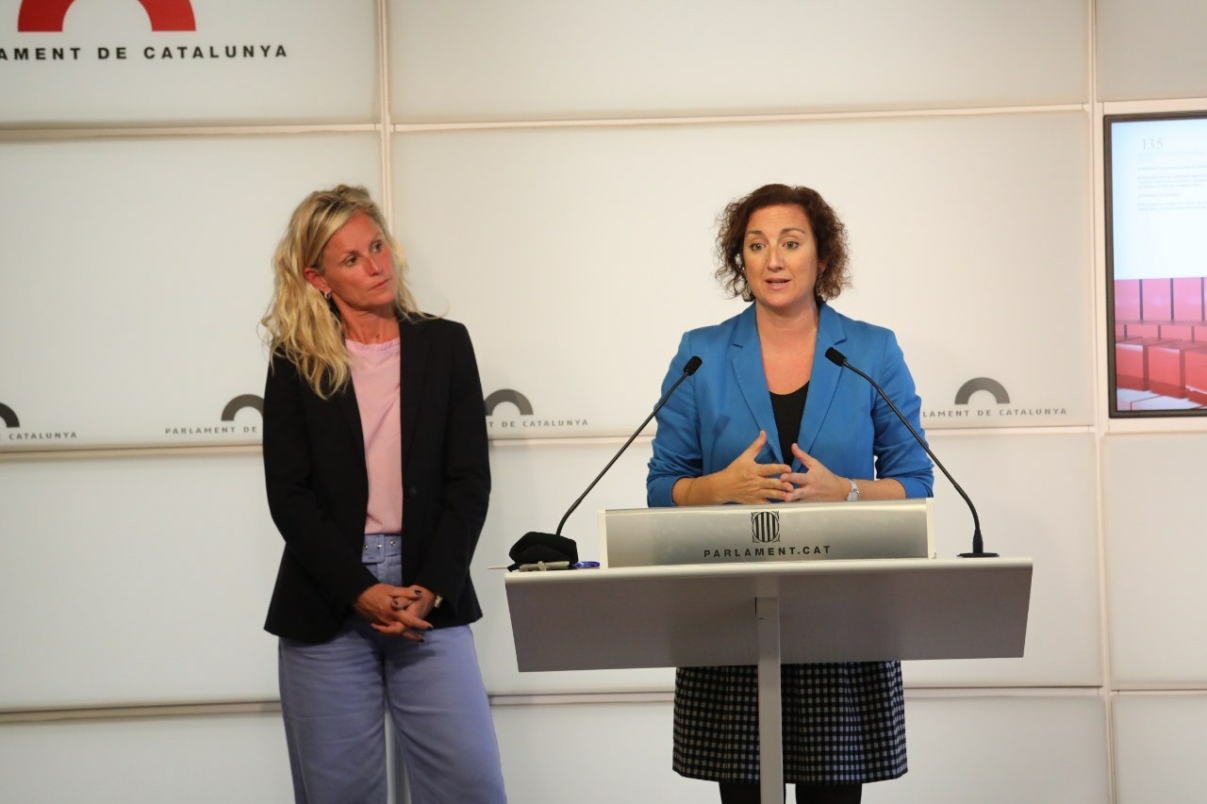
[769,381,809,465]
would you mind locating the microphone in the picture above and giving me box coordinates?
[824,347,996,558]
[508,355,703,570]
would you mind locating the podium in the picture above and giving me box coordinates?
[505,502,1033,803]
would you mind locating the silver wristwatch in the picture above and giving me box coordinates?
[845,479,860,502]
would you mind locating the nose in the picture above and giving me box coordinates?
[767,245,784,270]
[366,252,387,276]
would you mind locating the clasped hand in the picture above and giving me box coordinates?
[353,583,436,641]
[718,431,849,504]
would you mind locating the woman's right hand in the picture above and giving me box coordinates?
[353,583,432,641]
[673,431,792,506]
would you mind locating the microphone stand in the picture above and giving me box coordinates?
[555,356,702,537]
[825,348,996,558]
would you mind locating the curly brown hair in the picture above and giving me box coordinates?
[715,183,850,303]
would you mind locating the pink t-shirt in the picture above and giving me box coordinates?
[347,338,403,535]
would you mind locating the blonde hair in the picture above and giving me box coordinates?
[261,185,420,398]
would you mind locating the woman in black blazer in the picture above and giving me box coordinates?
[260,185,506,804]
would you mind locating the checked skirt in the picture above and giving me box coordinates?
[672,661,907,785]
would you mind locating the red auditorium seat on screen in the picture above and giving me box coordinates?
[1185,349,1207,405]
[1116,339,1176,391]
[1115,279,1141,321]
[1160,323,1196,340]
[1114,279,1142,336]
[1126,323,1161,339]
[1147,341,1207,398]
[1141,278,1173,322]
[1173,277,1206,322]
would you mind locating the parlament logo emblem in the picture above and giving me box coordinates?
[750,510,780,544]
[18,0,197,32]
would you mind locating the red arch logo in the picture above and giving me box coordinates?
[18,0,196,32]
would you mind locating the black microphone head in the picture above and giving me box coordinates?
[824,347,847,367]
[684,356,703,376]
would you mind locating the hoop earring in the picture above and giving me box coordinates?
[322,290,332,301]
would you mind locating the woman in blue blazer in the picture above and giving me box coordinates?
[647,184,933,804]
[261,185,506,803]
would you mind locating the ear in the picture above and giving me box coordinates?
[303,266,330,296]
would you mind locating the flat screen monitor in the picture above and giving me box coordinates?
[1105,111,1207,417]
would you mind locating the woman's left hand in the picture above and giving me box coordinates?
[782,444,851,502]
[391,585,438,625]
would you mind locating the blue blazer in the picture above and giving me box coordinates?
[647,303,933,506]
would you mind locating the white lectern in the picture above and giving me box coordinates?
[505,502,1032,803]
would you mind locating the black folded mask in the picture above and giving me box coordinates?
[508,531,579,571]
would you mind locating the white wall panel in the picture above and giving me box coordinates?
[875,695,1109,803]
[389,0,1087,122]
[1104,434,1207,686]
[1097,0,1207,101]
[0,134,378,451]
[1114,694,1207,804]
[0,454,281,708]
[493,701,698,803]
[0,0,377,125]
[0,712,292,803]
[395,112,1091,438]
[904,433,1101,687]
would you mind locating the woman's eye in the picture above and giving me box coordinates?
[371,241,384,253]
[748,243,763,252]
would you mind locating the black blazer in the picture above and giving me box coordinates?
[262,316,490,643]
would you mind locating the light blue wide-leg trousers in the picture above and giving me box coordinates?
[278,535,507,804]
